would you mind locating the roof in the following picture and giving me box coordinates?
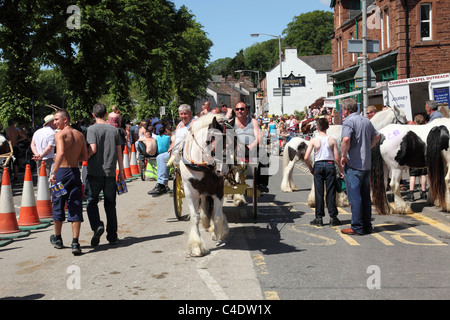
[207,84,230,96]
[298,55,332,72]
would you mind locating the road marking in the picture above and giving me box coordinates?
[376,223,447,246]
[264,291,280,300]
[331,226,360,246]
[410,213,450,234]
[253,254,269,275]
[197,251,229,300]
[290,225,337,246]
[370,231,394,246]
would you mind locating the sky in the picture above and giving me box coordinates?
[171,0,333,63]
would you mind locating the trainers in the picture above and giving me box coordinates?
[50,235,64,249]
[91,225,104,247]
[72,243,82,255]
[330,217,341,226]
[420,191,427,200]
[148,183,165,195]
[310,218,323,226]
[151,184,169,197]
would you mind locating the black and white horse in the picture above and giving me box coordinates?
[281,106,407,208]
[179,113,233,257]
[371,118,450,214]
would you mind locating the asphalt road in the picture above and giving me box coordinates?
[0,155,449,302]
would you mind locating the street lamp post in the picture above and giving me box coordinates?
[251,33,284,115]
[235,69,261,116]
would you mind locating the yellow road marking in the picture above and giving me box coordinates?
[331,226,360,246]
[264,291,280,300]
[410,213,450,234]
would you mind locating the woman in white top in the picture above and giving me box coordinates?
[304,118,343,226]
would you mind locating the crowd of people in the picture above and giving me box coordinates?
[0,98,447,253]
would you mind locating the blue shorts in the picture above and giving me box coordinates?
[52,167,83,222]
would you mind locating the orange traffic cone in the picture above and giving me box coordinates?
[130,144,140,176]
[123,145,133,180]
[81,161,87,200]
[18,165,50,230]
[0,168,30,238]
[36,161,53,221]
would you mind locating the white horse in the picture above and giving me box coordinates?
[281,106,407,208]
[281,125,349,207]
[371,118,450,214]
[179,113,231,257]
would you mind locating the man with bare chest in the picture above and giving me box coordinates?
[49,109,88,255]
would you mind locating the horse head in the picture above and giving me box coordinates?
[371,106,408,131]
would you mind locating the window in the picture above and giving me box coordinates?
[380,8,390,50]
[420,3,432,41]
[385,9,390,48]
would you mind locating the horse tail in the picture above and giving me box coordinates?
[427,125,449,209]
[370,135,390,214]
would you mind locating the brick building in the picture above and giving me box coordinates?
[328,0,450,119]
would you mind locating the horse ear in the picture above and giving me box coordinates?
[212,116,218,128]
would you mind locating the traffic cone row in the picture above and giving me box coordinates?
[0,146,139,247]
[17,164,51,230]
[0,167,31,239]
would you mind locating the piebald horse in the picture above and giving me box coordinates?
[371,118,450,214]
[281,106,407,208]
[179,113,233,257]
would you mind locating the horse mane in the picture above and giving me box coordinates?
[190,113,227,134]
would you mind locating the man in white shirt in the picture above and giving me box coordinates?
[31,114,56,179]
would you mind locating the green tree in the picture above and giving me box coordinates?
[282,10,333,56]
[0,0,41,127]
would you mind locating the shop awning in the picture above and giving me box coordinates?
[324,87,382,101]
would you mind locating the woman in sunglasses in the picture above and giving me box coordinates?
[233,102,270,193]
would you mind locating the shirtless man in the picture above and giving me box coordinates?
[138,130,157,156]
[49,109,88,255]
[5,120,28,181]
[200,101,211,116]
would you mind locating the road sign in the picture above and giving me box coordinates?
[273,88,291,97]
[347,39,380,53]
[354,65,377,89]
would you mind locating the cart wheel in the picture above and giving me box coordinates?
[173,169,184,220]
[252,167,258,219]
[140,158,146,181]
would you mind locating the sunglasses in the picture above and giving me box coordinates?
[235,108,246,111]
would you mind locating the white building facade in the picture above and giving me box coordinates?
[265,47,333,116]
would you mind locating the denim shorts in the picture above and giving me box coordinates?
[52,167,83,222]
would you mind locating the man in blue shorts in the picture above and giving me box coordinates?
[49,109,88,255]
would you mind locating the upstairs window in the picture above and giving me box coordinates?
[420,3,432,41]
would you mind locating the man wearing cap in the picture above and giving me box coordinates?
[31,114,56,179]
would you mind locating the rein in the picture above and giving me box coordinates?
[183,120,231,169]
